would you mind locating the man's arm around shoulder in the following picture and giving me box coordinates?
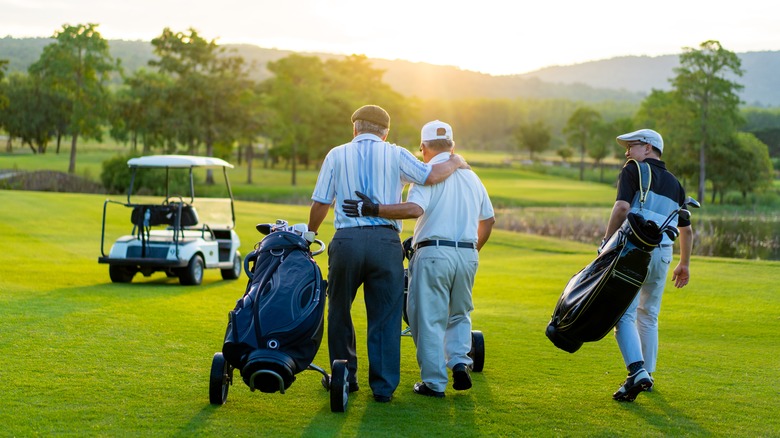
[425,154,469,185]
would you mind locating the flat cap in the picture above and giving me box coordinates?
[351,105,390,128]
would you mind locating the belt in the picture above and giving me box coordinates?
[416,240,475,249]
[355,225,396,230]
[660,244,673,248]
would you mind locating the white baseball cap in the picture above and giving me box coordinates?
[616,129,664,154]
[421,120,453,142]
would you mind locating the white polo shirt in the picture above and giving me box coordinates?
[406,152,494,246]
[311,133,432,231]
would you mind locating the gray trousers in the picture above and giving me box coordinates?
[326,226,404,397]
[407,245,478,392]
[614,244,673,373]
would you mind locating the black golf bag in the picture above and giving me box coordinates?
[221,230,327,393]
[546,211,664,354]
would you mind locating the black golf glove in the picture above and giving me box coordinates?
[342,191,379,217]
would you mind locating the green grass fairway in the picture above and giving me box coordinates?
[1,190,778,436]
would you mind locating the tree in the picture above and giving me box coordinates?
[0,60,11,151]
[563,106,602,181]
[262,54,326,185]
[232,86,274,184]
[2,73,54,153]
[150,28,253,184]
[634,90,699,186]
[28,23,119,173]
[0,59,8,110]
[110,69,174,154]
[515,120,551,160]
[587,120,612,182]
[262,54,407,185]
[556,146,574,164]
[672,40,744,202]
[709,132,774,203]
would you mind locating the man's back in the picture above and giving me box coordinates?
[407,153,492,245]
[312,133,430,230]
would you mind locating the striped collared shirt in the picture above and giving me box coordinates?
[312,133,432,231]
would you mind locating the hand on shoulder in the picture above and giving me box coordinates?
[450,153,470,170]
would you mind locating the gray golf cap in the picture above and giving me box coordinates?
[616,129,664,154]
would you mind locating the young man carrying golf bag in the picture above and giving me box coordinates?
[605,129,694,402]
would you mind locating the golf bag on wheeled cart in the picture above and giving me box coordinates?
[546,160,699,354]
[208,220,351,413]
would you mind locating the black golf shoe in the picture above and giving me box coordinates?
[613,368,653,402]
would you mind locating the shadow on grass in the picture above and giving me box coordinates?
[293,373,487,436]
[172,405,220,438]
[613,388,708,435]
[2,276,231,321]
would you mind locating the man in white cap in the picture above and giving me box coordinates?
[308,106,468,403]
[342,120,495,398]
[603,128,693,402]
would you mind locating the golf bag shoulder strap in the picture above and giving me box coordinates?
[628,159,651,210]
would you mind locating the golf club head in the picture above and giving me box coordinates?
[685,196,701,209]
[664,226,680,241]
[678,209,691,221]
[256,223,273,235]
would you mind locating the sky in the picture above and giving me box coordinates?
[2,0,779,76]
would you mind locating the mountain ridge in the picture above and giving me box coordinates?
[2,36,778,106]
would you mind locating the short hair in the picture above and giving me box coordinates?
[354,120,389,138]
[423,139,453,152]
[652,146,663,157]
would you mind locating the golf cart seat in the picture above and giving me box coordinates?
[130,204,199,228]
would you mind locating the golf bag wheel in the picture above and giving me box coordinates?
[109,265,136,283]
[329,360,349,413]
[320,374,330,391]
[209,352,232,405]
[469,330,485,373]
[179,255,204,286]
[221,251,242,280]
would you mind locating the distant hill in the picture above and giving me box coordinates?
[521,51,780,107]
[1,36,778,106]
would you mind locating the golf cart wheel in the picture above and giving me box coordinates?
[209,352,232,405]
[329,360,349,413]
[179,255,204,286]
[469,330,485,373]
[220,251,242,280]
[109,265,136,283]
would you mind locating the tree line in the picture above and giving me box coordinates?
[0,25,775,203]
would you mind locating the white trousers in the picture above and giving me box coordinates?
[614,245,673,373]
[407,245,479,392]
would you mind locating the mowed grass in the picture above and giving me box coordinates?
[1,190,778,437]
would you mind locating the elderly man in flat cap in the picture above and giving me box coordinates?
[308,104,467,403]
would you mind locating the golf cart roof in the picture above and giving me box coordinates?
[127,155,234,169]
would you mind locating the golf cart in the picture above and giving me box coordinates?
[98,155,241,286]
